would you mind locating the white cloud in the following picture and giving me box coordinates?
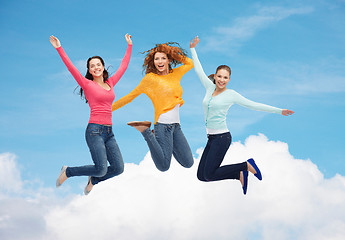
[0,153,22,194]
[1,134,345,240]
[204,6,313,52]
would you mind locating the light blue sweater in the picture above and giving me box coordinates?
[190,48,282,132]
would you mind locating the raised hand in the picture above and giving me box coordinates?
[49,35,61,48]
[190,36,200,48]
[282,109,294,116]
[125,33,132,45]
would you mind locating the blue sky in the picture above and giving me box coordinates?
[1,0,344,187]
[1,0,345,239]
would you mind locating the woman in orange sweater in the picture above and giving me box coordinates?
[112,42,194,171]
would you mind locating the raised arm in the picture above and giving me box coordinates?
[172,52,194,76]
[190,36,214,89]
[107,33,133,87]
[49,35,87,88]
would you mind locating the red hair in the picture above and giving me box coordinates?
[142,42,187,74]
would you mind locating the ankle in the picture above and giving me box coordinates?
[247,161,257,175]
[239,171,244,187]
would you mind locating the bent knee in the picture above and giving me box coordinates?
[157,164,170,172]
[184,161,194,169]
[109,164,124,175]
[115,165,124,175]
[94,165,107,177]
[197,173,208,182]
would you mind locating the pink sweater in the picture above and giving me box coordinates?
[56,45,132,125]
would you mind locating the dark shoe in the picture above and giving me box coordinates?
[242,170,248,195]
[127,121,151,128]
[247,158,262,180]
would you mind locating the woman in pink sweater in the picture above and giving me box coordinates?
[50,34,132,195]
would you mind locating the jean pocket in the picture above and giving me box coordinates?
[87,125,101,135]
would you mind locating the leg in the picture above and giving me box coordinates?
[197,140,211,182]
[66,124,108,178]
[172,124,194,168]
[91,129,124,185]
[202,133,247,181]
[141,123,174,172]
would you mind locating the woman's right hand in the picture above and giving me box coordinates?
[125,33,132,45]
[49,35,61,48]
[190,36,199,48]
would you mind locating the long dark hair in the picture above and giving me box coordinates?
[75,56,109,103]
[141,42,187,74]
[208,65,231,83]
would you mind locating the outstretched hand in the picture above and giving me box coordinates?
[190,36,199,48]
[125,33,132,45]
[282,109,294,116]
[49,35,61,48]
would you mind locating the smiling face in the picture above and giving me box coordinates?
[88,58,105,79]
[154,52,170,75]
[214,68,231,90]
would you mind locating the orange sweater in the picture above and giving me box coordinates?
[112,57,194,123]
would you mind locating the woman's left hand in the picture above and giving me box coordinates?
[125,33,132,45]
[282,109,294,116]
[190,36,199,48]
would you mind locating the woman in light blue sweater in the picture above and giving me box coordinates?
[190,36,294,194]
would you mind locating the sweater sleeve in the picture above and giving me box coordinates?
[107,44,132,87]
[190,48,214,90]
[231,90,282,114]
[56,46,87,88]
[112,82,143,111]
[172,55,194,76]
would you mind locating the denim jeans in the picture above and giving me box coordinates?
[197,132,247,181]
[141,123,194,171]
[66,123,124,185]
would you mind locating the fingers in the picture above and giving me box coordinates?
[125,33,132,40]
[125,33,132,45]
[190,36,199,48]
[282,109,294,116]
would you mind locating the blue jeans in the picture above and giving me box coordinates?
[66,123,124,185]
[141,123,194,171]
[197,132,247,181]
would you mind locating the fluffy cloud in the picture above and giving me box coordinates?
[0,153,22,194]
[1,134,345,240]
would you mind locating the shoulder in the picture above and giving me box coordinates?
[222,89,240,100]
[144,72,158,80]
[227,89,240,95]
